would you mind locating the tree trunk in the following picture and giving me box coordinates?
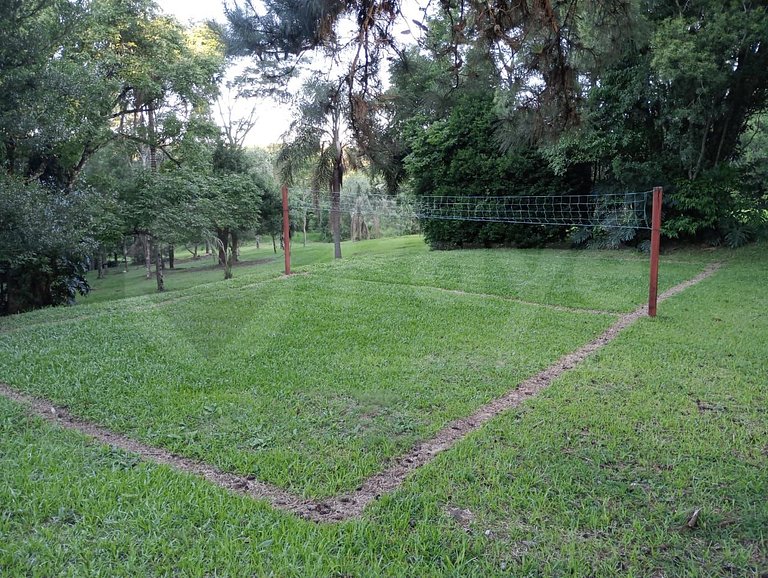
[101,249,108,277]
[122,238,128,273]
[224,247,233,279]
[168,244,175,269]
[65,143,94,191]
[230,232,239,263]
[205,239,211,255]
[331,166,342,259]
[95,253,104,279]
[303,213,307,247]
[216,229,229,266]
[272,234,277,254]
[147,107,158,171]
[142,234,152,280]
[255,235,260,250]
[154,241,165,292]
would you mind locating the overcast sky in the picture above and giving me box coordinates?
[156,1,428,147]
[156,0,292,147]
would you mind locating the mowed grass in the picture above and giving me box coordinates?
[78,235,429,305]
[410,248,768,575]
[0,235,707,333]
[0,273,611,497]
[0,236,427,334]
[0,241,764,576]
[309,248,705,313]
[0,238,707,496]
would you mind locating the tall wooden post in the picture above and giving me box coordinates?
[282,184,291,275]
[648,186,663,317]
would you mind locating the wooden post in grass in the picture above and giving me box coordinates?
[648,186,663,317]
[282,184,291,275]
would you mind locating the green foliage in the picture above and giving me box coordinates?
[203,144,270,238]
[405,93,587,249]
[539,0,768,240]
[663,165,766,244]
[0,0,228,305]
[665,170,739,239]
[0,176,101,314]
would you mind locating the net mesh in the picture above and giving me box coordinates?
[290,191,652,230]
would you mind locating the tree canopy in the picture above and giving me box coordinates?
[0,0,275,313]
[225,0,767,247]
[1,0,766,313]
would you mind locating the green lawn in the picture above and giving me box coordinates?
[0,236,427,333]
[1,238,765,576]
[0,269,614,497]
[77,235,429,305]
[308,247,705,312]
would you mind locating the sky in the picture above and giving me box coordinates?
[156,0,292,147]
[156,0,427,148]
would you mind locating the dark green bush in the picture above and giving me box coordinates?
[665,165,767,245]
[405,93,591,249]
[0,176,96,315]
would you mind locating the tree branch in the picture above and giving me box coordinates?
[115,132,183,167]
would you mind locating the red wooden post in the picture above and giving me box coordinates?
[648,186,663,317]
[282,184,291,275]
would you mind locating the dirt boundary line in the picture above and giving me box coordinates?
[0,263,722,523]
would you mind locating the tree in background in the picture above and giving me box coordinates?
[496,0,768,244]
[0,0,233,310]
[0,178,103,314]
[227,0,768,247]
[277,77,360,259]
[205,142,269,274]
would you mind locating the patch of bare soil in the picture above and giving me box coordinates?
[0,263,722,523]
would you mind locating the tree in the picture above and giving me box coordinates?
[0,0,117,187]
[405,90,587,249]
[110,13,224,290]
[227,0,768,243]
[224,0,404,181]
[0,0,227,302]
[277,77,355,259]
[0,176,101,314]
[206,143,268,271]
[538,0,768,240]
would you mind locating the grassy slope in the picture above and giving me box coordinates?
[0,239,704,496]
[414,247,768,575]
[78,236,428,305]
[0,236,427,333]
[309,248,705,313]
[0,275,613,496]
[1,239,765,575]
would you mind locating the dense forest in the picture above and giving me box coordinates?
[1,0,767,314]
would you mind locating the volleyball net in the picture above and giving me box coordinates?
[288,190,653,231]
[282,186,664,317]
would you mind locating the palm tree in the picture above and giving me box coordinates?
[277,76,359,259]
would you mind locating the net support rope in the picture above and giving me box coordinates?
[289,191,653,230]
